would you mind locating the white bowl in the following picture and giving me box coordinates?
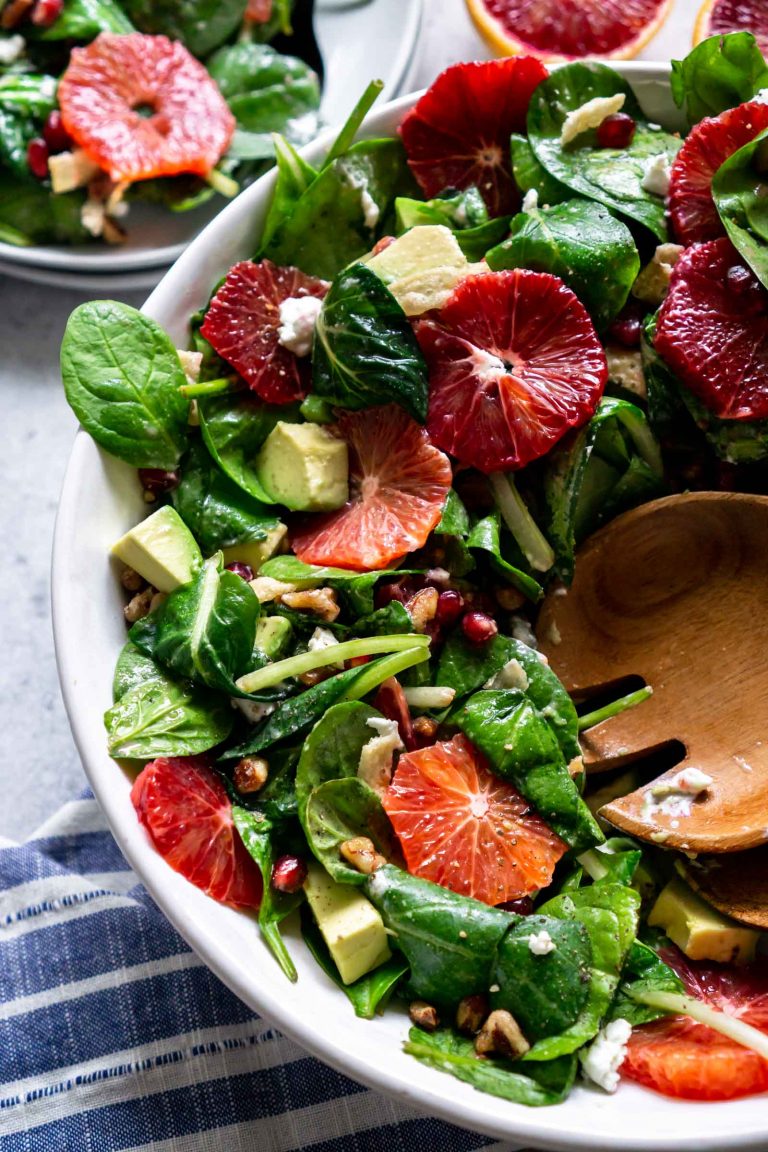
[52,65,768,1151]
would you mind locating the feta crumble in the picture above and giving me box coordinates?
[0,35,25,65]
[642,767,713,821]
[641,153,672,197]
[233,698,278,724]
[560,94,625,147]
[358,717,404,795]
[579,1019,632,1093]
[521,188,539,214]
[527,929,556,956]
[277,295,323,358]
[484,658,529,691]
[307,626,343,668]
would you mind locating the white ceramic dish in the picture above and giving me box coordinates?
[0,0,422,286]
[53,65,768,1151]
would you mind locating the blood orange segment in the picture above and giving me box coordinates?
[667,101,768,246]
[200,260,328,405]
[57,33,235,182]
[655,237,768,420]
[382,733,567,905]
[415,269,607,473]
[291,404,452,571]
[694,0,768,57]
[466,0,673,60]
[131,756,263,908]
[622,947,768,1100]
[398,57,548,216]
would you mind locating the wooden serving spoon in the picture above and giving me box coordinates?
[537,492,768,856]
[679,848,768,930]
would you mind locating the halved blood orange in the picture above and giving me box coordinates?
[694,0,768,57]
[398,57,548,216]
[131,756,263,908]
[57,33,235,182]
[466,0,672,60]
[415,269,607,473]
[200,260,328,404]
[667,101,768,246]
[655,237,768,420]
[622,947,768,1100]
[291,405,452,571]
[382,733,567,905]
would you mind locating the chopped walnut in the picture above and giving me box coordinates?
[409,1000,440,1032]
[119,566,144,593]
[567,755,585,780]
[605,346,646,400]
[412,716,439,743]
[101,215,127,246]
[124,587,154,623]
[456,994,489,1036]
[281,586,340,622]
[407,586,439,633]
[475,1010,530,1059]
[632,242,684,306]
[149,592,167,614]
[1,0,34,30]
[234,757,269,794]
[340,837,386,875]
[249,576,297,603]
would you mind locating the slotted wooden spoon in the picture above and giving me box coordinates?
[537,492,768,858]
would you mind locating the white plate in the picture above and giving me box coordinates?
[52,67,768,1151]
[0,0,423,284]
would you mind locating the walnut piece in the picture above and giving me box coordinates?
[281,587,340,622]
[234,757,269,794]
[474,1010,530,1059]
[339,837,385,875]
[124,587,154,623]
[456,994,489,1036]
[407,586,439,633]
[409,1000,440,1032]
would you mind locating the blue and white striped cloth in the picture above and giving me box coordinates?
[0,790,515,1151]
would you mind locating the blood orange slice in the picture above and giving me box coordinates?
[622,948,768,1100]
[655,237,768,420]
[398,57,548,216]
[57,33,235,183]
[415,269,607,473]
[200,260,328,404]
[382,733,567,905]
[694,0,768,57]
[131,756,263,908]
[291,405,452,571]
[466,0,672,60]
[667,101,768,246]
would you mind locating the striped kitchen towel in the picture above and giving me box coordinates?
[0,791,515,1152]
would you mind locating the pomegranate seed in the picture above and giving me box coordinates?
[138,468,180,498]
[461,610,498,645]
[225,562,254,582]
[26,137,49,180]
[498,896,534,916]
[31,0,63,24]
[608,311,643,348]
[436,588,465,627]
[374,580,408,609]
[271,855,307,894]
[42,109,72,153]
[596,113,636,150]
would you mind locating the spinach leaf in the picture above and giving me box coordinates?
[0,74,56,118]
[305,777,398,884]
[454,691,602,852]
[395,187,511,262]
[28,0,133,40]
[130,554,259,695]
[437,632,518,700]
[197,392,302,503]
[608,939,685,1026]
[404,1029,577,1106]
[466,511,543,602]
[0,76,55,178]
[172,437,281,554]
[295,700,381,822]
[259,134,318,253]
[580,839,642,888]
[232,806,301,981]
[527,63,681,241]
[112,640,160,701]
[432,488,475,577]
[209,43,319,144]
[712,125,768,289]
[491,915,593,1042]
[486,200,639,331]
[436,488,470,537]
[510,133,569,207]
[365,864,515,1006]
[260,555,419,616]
[356,601,413,636]
[312,263,429,421]
[120,0,247,56]
[104,671,232,757]
[671,32,768,125]
[61,301,189,470]
[0,170,88,246]
[301,906,408,1018]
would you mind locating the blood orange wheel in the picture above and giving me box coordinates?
[415,269,607,474]
[667,101,768,246]
[466,0,673,61]
[131,756,263,908]
[290,405,452,572]
[382,734,567,905]
[200,260,328,404]
[57,33,235,182]
[694,0,768,57]
[398,57,548,216]
[622,948,768,1100]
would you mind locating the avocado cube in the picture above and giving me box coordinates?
[112,505,201,593]
[254,615,292,661]
[303,863,391,985]
[649,876,759,965]
[221,523,287,572]
[255,423,348,512]
[365,224,470,317]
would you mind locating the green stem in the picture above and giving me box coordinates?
[577,849,609,882]
[578,686,653,733]
[236,633,429,694]
[321,79,384,171]
[627,989,768,1060]
[489,472,554,573]
[180,376,233,399]
[205,168,240,199]
[342,647,430,702]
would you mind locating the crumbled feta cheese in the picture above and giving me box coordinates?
[0,35,25,65]
[546,621,562,646]
[560,94,625,147]
[277,295,323,358]
[233,697,277,724]
[521,188,539,213]
[642,767,713,821]
[527,929,556,956]
[452,202,468,226]
[580,1019,632,1093]
[641,153,672,197]
[81,198,106,238]
[510,616,538,649]
[753,88,768,105]
[177,349,203,386]
[484,658,529,691]
[358,717,404,795]
[307,626,343,668]
[360,186,380,230]
[49,149,101,194]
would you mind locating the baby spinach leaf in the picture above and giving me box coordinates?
[356,601,413,636]
[208,41,320,147]
[104,672,232,758]
[527,63,681,241]
[510,133,569,207]
[0,172,87,248]
[431,488,475,577]
[61,301,189,470]
[259,134,318,253]
[260,555,420,616]
[301,906,408,1019]
[197,392,302,503]
[120,0,247,56]
[232,806,301,981]
[112,640,160,701]
[466,511,543,602]
[312,263,429,421]
[580,839,642,888]
[395,187,511,262]
[437,632,518,700]
[608,939,685,1026]
[671,32,768,125]
[295,700,381,822]
[404,1029,577,1106]
[172,437,281,554]
[436,488,470,538]
[0,74,57,118]
[491,915,593,1042]
[305,777,398,884]
[712,125,768,289]
[486,200,640,331]
[454,691,602,852]
[365,864,515,1006]
[28,0,133,40]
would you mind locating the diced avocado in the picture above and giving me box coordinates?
[255,422,348,512]
[255,615,292,660]
[364,224,471,317]
[112,505,201,593]
[649,876,759,965]
[221,523,287,571]
[303,863,391,985]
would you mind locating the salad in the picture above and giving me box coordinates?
[61,36,768,1110]
[0,0,320,245]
